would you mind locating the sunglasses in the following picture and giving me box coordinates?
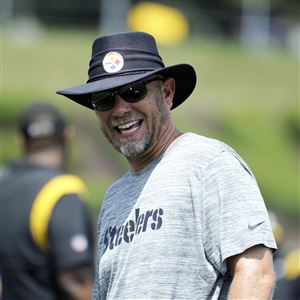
[90,77,163,111]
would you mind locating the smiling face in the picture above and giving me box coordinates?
[94,78,176,164]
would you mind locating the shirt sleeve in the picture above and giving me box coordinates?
[202,149,277,275]
[48,194,95,272]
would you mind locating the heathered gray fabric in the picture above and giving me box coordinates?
[93,133,276,300]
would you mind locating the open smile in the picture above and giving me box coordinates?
[114,120,143,135]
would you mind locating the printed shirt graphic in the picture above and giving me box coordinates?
[93,133,277,300]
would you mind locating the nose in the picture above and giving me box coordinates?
[112,95,132,115]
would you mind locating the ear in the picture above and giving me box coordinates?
[162,78,176,109]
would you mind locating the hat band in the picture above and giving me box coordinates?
[88,49,165,81]
[87,69,159,83]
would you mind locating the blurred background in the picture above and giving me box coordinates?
[1,0,299,252]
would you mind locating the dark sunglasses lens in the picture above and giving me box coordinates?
[90,81,150,110]
[120,83,147,103]
[91,93,115,111]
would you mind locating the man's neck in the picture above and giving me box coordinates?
[26,148,63,169]
[127,124,183,172]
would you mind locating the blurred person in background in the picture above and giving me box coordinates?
[274,249,300,299]
[269,212,300,299]
[57,31,277,299]
[0,102,95,300]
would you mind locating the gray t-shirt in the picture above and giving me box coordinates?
[93,133,276,300]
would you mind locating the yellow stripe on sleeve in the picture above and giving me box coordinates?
[29,175,87,251]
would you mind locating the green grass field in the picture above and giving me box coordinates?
[2,29,299,220]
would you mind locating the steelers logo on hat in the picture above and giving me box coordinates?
[103,51,124,73]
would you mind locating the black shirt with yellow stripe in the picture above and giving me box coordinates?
[0,160,95,300]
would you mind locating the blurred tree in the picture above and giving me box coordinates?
[1,0,299,39]
[35,0,100,27]
[5,0,298,35]
[240,0,271,50]
[1,0,14,26]
[100,0,131,33]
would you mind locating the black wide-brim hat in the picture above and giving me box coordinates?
[57,31,196,110]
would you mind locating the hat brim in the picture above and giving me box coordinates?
[56,64,196,110]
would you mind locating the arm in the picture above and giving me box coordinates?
[227,245,276,300]
[47,193,95,299]
[57,265,94,300]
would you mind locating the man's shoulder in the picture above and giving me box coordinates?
[104,171,132,197]
[169,132,228,161]
[175,133,254,177]
[3,160,60,176]
[2,162,53,187]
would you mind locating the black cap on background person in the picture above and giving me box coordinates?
[17,102,74,165]
[18,102,67,141]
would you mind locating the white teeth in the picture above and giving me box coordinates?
[117,121,139,130]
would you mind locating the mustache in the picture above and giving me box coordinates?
[111,113,143,126]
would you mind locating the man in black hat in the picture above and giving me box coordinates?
[0,102,95,300]
[57,31,276,299]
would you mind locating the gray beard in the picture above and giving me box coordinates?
[101,121,151,158]
[101,89,169,158]
[118,130,152,157]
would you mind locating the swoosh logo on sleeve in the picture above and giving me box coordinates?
[248,220,265,230]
